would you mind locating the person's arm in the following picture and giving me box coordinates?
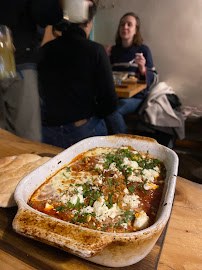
[94,45,118,118]
[104,44,112,57]
[136,46,156,88]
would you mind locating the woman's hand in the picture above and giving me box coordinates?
[135,53,146,75]
[87,0,93,6]
[104,44,112,56]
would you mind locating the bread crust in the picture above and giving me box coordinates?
[0,154,51,207]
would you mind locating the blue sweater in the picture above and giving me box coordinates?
[110,44,156,99]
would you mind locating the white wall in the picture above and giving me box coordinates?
[94,0,202,108]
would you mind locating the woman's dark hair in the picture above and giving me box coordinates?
[115,12,143,47]
[87,0,97,22]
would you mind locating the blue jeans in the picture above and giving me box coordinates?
[42,117,108,149]
[105,98,143,134]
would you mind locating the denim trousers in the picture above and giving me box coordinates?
[105,97,143,134]
[42,117,108,149]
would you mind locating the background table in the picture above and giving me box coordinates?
[0,128,201,270]
[115,82,147,98]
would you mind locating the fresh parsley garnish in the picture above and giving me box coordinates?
[56,205,67,212]
[63,172,69,179]
[128,185,135,193]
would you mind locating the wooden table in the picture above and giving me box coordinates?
[0,128,202,270]
[115,82,147,98]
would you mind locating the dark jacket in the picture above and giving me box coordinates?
[38,25,118,126]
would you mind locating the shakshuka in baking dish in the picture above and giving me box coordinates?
[28,146,166,233]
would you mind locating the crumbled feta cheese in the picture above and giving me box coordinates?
[123,194,140,209]
[60,194,70,204]
[44,202,53,211]
[70,194,84,205]
[81,206,94,214]
[109,162,119,172]
[121,222,128,229]
[154,166,160,173]
[124,188,129,194]
[93,197,122,222]
[133,211,149,230]
[122,157,139,170]
[96,176,103,184]
[128,173,142,183]
[144,183,159,190]
[95,163,104,170]
[77,186,83,194]
[142,169,159,182]
[99,158,106,164]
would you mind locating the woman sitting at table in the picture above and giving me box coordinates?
[105,12,158,134]
[38,0,118,148]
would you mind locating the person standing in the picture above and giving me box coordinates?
[0,0,43,141]
[38,1,118,148]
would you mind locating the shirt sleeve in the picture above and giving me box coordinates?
[143,46,156,88]
[94,45,118,118]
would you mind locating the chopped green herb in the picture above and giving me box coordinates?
[115,179,119,187]
[72,212,79,223]
[108,193,114,208]
[66,167,71,172]
[55,205,67,212]
[107,178,113,188]
[68,201,74,208]
[128,185,135,193]
[124,211,134,221]
[139,184,147,194]
[74,197,81,209]
[89,198,94,207]
[114,219,126,227]
[63,172,69,179]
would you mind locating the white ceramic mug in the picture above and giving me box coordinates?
[63,0,89,23]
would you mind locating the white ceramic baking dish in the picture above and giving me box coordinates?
[13,135,178,267]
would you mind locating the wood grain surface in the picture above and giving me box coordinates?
[0,128,201,270]
[115,83,147,98]
[0,128,62,158]
[0,205,167,270]
[158,178,202,270]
